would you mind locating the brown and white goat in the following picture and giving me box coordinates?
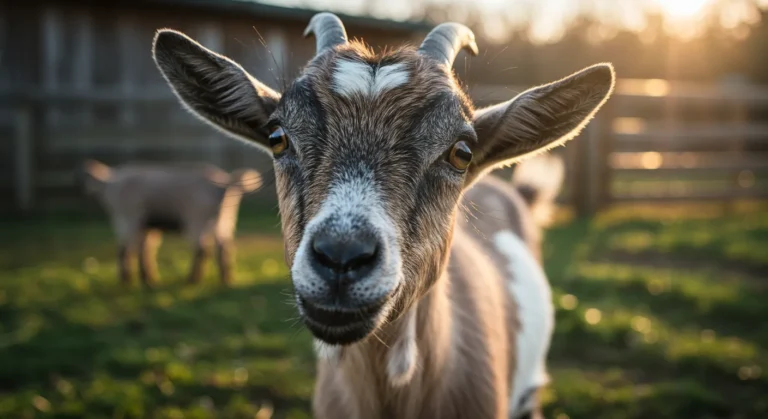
[82,160,261,286]
[152,13,614,418]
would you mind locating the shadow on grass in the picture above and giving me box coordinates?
[0,280,314,418]
[0,213,313,418]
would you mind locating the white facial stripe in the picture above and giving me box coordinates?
[493,230,554,418]
[372,63,409,96]
[333,60,373,98]
[332,60,409,98]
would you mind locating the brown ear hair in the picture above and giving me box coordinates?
[81,159,112,196]
[229,168,262,194]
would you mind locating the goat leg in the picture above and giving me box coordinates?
[216,238,235,285]
[117,244,134,285]
[187,243,211,284]
[139,231,160,287]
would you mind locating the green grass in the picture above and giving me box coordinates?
[1,202,767,418]
[541,201,768,419]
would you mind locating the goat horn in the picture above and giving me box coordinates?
[304,12,348,55]
[418,22,479,68]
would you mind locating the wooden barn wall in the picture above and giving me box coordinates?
[0,0,424,212]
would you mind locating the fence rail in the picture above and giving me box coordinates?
[472,78,768,213]
[2,78,768,214]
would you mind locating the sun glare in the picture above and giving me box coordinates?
[655,0,711,19]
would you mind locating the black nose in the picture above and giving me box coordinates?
[311,231,379,286]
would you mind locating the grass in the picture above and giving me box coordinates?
[0,201,767,418]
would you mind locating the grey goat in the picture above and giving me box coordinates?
[82,159,261,286]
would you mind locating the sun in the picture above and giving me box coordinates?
[654,0,711,19]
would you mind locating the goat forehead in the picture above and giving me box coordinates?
[275,46,475,205]
[285,47,471,121]
[281,72,470,153]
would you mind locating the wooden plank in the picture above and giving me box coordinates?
[585,116,604,213]
[73,8,94,126]
[7,81,768,107]
[36,171,76,188]
[265,26,288,87]
[14,108,33,210]
[614,124,768,142]
[0,87,176,104]
[612,166,768,175]
[470,82,768,105]
[594,102,615,211]
[0,3,6,80]
[41,128,231,151]
[117,13,138,128]
[40,5,61,127]
[615,136,768,152]
[612,189,768,202]
[610,151,768,171]
[571,127,591,215]
[728,93,749,210]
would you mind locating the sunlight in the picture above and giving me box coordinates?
[655,0,711,19]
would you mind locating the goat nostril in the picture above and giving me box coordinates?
[311,233,378,273]
[312,237,337,269]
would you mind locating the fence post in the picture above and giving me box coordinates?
[575,100,614,216]
[727,81,747,213]
[572,126,590,216]
[14,106,34,211]
[592,101,615,213]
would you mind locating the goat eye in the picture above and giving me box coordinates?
[268,126,289,155]
[448,141,472,171]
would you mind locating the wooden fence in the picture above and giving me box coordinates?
[0,90,273,213]
[475,78,768,214]
[2,78,768,215]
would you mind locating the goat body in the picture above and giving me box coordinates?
[152,12,614,418]
[312,155,562,419]
[82,160,261,286]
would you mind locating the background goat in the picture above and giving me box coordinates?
[152,13,614,419]
[82,160,261,287]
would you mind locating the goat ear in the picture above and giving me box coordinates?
[81,159,112,195]
[152,29,281,153]
[230,168,263,194]
[467,63,615,184]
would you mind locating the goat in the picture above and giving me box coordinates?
[82,160,261,287]
[152,13,614,419]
